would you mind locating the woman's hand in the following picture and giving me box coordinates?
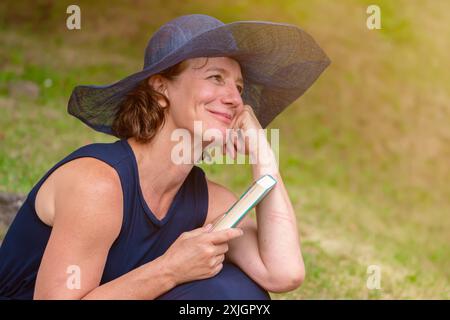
[223,105,263,159]
[224,104,275,170]
[161,225,244,285]
[231,104,263,132]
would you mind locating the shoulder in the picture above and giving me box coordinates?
[50,140,127,194]
[36,156,123,231]
[203,178,238,226]
[53,157,123,242]
[54,156,120,183]
[55,157,122,213]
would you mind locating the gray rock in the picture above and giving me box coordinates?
[0,191,26,230]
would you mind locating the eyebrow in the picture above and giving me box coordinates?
[205,67,243,85]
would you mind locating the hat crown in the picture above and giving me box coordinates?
[144,14,225,67]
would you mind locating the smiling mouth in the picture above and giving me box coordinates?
[208,110,232,124]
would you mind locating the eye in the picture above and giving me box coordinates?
[209,74,224,82]
[209,74,243,95]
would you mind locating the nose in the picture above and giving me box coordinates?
[221,83,243,109]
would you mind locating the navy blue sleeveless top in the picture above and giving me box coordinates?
[0,139,269,300]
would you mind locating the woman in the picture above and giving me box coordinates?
[0,14,330,299]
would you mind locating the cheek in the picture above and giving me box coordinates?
[198,95,233,138]
[170,82,229,138]
[169,90,197,124]
[200,114,229,142]
[193,88,219,123]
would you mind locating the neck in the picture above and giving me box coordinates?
[126,119,203,196]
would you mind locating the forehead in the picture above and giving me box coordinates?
[187,57,243,82]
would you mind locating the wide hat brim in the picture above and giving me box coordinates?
[68,20,330,136]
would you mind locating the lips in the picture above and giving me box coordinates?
[207,110,233,124]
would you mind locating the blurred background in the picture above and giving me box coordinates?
[0,0,449,299]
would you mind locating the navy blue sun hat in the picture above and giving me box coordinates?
[68,14,330,136]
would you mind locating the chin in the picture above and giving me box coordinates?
[202,120,229,143]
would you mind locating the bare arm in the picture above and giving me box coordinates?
[34,158,176,299]
[82,256,175,300]
[252,150,305,289]
[206,104,305,293]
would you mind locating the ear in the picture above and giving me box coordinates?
[148,75,169,108]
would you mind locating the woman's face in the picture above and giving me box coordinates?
[159,57,245,142]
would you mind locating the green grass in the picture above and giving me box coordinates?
[1,0,449,299]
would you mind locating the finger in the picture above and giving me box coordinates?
[244,104,257,118]
[207,228,244,244]
[229,108,240,129]
[214,243,229,255]
[232,114,247,157]
[212,262,224,276]
[182,224,212,239]
[232,131,239,159]
[236,129,246,155]
[226,110,242,154]
[225,129,235,159]
[214,254,225,267]
[231,129,240,159]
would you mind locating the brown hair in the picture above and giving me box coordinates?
[111,60,191,143]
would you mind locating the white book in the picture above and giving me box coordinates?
[211,175,277,231]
